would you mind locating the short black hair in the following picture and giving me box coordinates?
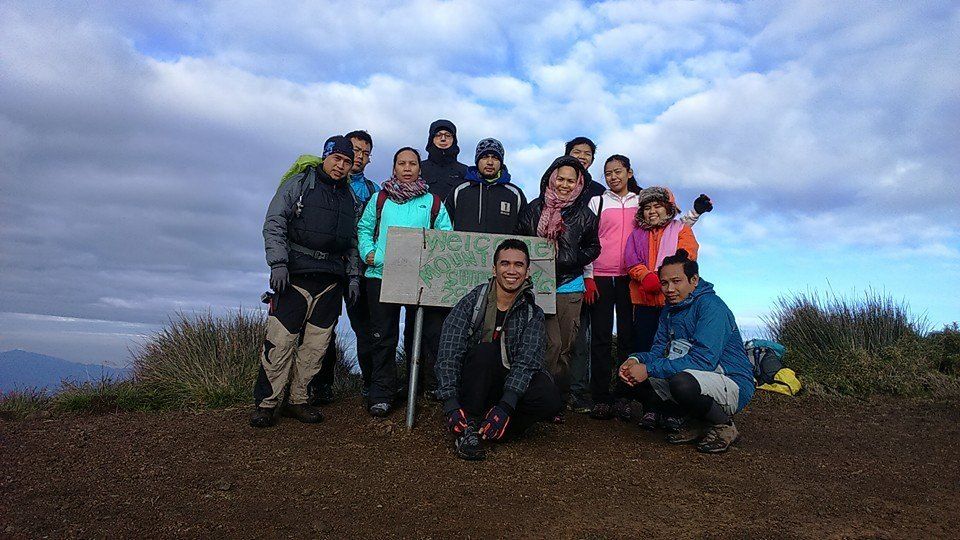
[393,146,421,166]
[658,249,699,280]
[345,130,373,149]
[494,239,530,266]
[565,136,597,156]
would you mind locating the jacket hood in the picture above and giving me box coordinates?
[538,155,589,204]
[465,164,512,185]
[667,279,715,312]
[426,119,460,164]
[636,186,680,228]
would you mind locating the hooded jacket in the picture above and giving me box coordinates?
[515,156,601,287]
[421,119,469,200]
[444,165,526,234]
[624,187,699,306]
[435,278,547,411]
[263,165,360,279]
[634,279,755,412]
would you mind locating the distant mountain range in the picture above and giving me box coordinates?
[0,349,131,394]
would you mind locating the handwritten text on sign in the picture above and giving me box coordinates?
[379,228,557,314]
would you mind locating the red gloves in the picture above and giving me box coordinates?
[641,272,661,294]
[446,408,468,434]
[583,278,599,305]
[479,402,512,441]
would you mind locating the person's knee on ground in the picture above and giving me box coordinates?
[668,372,730,425]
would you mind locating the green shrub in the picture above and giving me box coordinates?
[53,376,162,414]
[0,387,51,419]
[764,290,960,398]
[927,323,960,376]
[130,308,361,409]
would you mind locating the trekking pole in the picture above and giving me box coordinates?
[405,305,424,431]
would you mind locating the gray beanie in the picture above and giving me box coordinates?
[475,138,505,164]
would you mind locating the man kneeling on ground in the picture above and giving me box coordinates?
[435,239,563,460]
[618,249,754,454]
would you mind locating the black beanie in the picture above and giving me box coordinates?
[322,135,355,162]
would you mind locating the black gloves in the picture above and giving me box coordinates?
[270,265,290,294]
[347,277,361,307]
[446,408,468,434]
[479,402,513,441]
[694,194,713,214]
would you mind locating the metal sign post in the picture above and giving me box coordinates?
[404,306,424,430]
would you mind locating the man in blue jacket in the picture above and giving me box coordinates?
[618,249,754,454]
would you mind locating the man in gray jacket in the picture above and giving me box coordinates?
[251,135,361,428]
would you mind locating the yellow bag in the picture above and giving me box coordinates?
[758,368,802,396]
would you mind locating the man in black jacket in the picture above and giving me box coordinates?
[565,136,606,199]
[422,119,469,200]
[436,239,563,460]
[251,135,361,428]
[444,138,526,234]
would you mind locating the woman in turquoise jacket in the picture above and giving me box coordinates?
[358,147,453,416]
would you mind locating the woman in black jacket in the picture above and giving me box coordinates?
[516,155,600,407]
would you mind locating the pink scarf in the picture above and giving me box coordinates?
[381,175,428,204]
[536,169,584,240]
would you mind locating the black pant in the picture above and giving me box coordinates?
[589,276,634,403]
[459,341,563,435]
[632,305,662,354]
[366,278,443,404]
[631,372,731,424]
[313,275,375,390]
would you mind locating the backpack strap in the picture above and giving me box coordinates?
[430,194,442,228]
[371,190,389,243]
[467,281,491,341]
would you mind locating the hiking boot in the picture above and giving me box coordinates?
[455,424,486,461]
[660,415,687,433]
[368,402,391,418]
[614,398,639,422]
[666,421,705,445]
[249,406,275,428]
[589,402,615,420]
[568,395,594,414]
[696,422,740,454]
[281,403,324,424]
[638,411,660,431]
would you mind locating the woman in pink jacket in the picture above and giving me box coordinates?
[584,156,710,419]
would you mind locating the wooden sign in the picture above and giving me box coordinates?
[379,228,557,314]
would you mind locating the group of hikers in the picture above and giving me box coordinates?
[250,119,756,459]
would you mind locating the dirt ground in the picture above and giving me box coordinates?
[2,393,959,539]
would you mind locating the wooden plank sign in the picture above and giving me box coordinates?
[379,227,557,314]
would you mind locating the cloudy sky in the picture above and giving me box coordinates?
[1,0,958,365]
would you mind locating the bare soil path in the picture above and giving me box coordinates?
[2,394,959,539]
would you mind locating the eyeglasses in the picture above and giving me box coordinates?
[433,131,453,140]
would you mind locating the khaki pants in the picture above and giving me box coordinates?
[545,292,582,398]
[253,274,342,408]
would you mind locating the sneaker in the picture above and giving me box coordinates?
[455,424,486,461]
[281,403,324,424]
[665,421,705,445]
[249,406,275,428]
[660,415,687,433]
[568,395,594,414]
[696,422,740,454]
[638,411,660,431]
[589,402,615,420]
[613,399,639,422]
[368,402,391,417]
